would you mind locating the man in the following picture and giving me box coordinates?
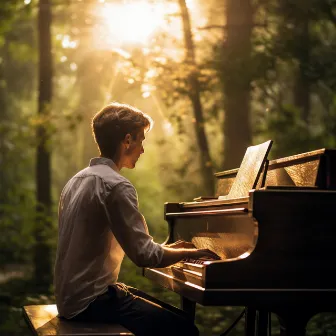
[54,102,219,336]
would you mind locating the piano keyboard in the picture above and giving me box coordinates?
[182,257,219,265]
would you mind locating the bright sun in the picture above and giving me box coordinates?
[99,1,171,45]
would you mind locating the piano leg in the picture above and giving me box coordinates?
[245,308,269,336]
[256,310,269,336]
[245,307,256,336]
[180,296,196,321]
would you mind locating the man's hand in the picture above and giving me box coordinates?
[157,245,221,268]
[164,240,195,249]
[163,240,220,260]
[186,248,221,261]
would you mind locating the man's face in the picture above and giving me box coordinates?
[122,128,146,169]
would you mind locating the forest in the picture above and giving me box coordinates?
[1,0,336,335]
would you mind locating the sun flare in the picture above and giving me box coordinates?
[99,1,168,45]
[94,0,202,50]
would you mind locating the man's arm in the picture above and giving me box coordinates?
[106,182,219,268]
[155,246,220,268]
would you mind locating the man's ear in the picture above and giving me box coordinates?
[123,133,133,149]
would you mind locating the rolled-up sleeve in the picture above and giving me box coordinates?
[105,181,164,267]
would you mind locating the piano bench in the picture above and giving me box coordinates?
[22,304,134,336]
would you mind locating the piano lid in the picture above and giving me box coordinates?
[216,148,336,197]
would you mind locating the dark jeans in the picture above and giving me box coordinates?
[70,283,199,336]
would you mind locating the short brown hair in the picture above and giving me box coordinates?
[91,102,153,158]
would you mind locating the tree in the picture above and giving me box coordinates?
[254,0,336,157]
[0,0,37,267]
[221,0,253,169]
[178,0,214,195]
[34,0,53,291]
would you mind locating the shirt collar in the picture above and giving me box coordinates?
[89,157,120,172]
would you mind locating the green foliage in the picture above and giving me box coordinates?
[256,103,325,158]
[0,201,36,266]
[0,277,55,336]
[0,116,36,266]
[0,1,25,34]
[308,313,336,336]
[0,0,37,268]
[252,0,336,157]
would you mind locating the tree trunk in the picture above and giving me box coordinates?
[0,42,8,206]
[222,0,253,169]
[178,0,214,195]
[294,18,310,123]
[34,0,53,292]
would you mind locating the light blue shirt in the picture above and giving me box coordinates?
[54,157,164,318]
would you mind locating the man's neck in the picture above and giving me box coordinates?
[111,153,123,170]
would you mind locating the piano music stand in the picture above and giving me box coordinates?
[219,140,273,200]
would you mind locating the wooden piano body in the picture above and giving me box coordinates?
[143,147,336,336]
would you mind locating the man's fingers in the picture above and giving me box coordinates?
[198,249,221,260]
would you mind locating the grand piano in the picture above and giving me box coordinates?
[143,141,336,336]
